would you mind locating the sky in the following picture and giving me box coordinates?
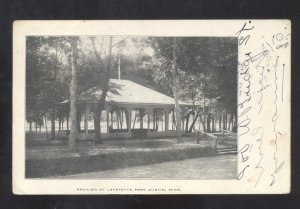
[79,36,154,58]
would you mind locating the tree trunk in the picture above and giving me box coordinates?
[51,114,55,140]
[207,113,211,133]
[91,36,113,144]
[44,117,48,140]
[202,76,206,132]
[133,113,137,129]
[198,113,205,131]
[66,114,69,131]
[58,116,61,131]
[225,114,228,130]
[223,113,227,130]
[172,110,176,130]
[156,111,160,130]
[232,113,237,132]
[172,38,182,143]
[77,108,81,132]
[69,37,78,149]
[110,110,114,129]
[212,115,215,132]
[219,113,222,131]
[51,43,59,141]
[188,113,199,133]
[222,113,225,130]
[35,122,38,133]
[185,113,190,132]
[120,110,123,129]
[93,110,101,143]
[228,114,233,131]
[154,111,156,130]
[125,110,129,130]
[198,115,201,130]
[29,121,32,132]
[94,89,109,144]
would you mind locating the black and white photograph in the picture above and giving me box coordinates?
[13,20,290,194]
[25,35,238,180]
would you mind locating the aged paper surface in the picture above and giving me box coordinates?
[13,20,290,194]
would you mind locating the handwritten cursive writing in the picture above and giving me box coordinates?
[269,54,285,186]
[251,127,264,187]
[236,21,255,46]
[245,47,269,113]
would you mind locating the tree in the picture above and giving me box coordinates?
[90,37,113,144]
[171,37,237,132]
[26,37,47,133]
[172,38,183,143]
[147,37,237,133]
[26,37,71,139]
[69,37,78,149]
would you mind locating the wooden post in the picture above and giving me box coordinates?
[140,109,144,129]
[147,109,151,131]
[165,109,169,131]
[124,108,129,130]
[116,110,119,129]
[128,109,132,132]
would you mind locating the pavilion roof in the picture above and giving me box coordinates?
[61,79,200,107]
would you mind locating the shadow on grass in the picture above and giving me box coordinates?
[25,136,215,178]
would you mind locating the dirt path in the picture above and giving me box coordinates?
[60,154,236,180]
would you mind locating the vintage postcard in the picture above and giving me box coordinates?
[13,20,291,194]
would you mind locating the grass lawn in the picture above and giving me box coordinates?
[26,136,214,160]
[25,133,236,178]
[61,155,237,180]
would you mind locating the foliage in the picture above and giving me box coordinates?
[26,35,238,136]
[26,37,71,125]
[147,37,237,115]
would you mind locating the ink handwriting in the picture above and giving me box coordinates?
[236,21,255,46]
[251,127,264,187]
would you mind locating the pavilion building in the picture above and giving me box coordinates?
[58,79,197,140]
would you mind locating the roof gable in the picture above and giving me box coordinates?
[62,79,194,106]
